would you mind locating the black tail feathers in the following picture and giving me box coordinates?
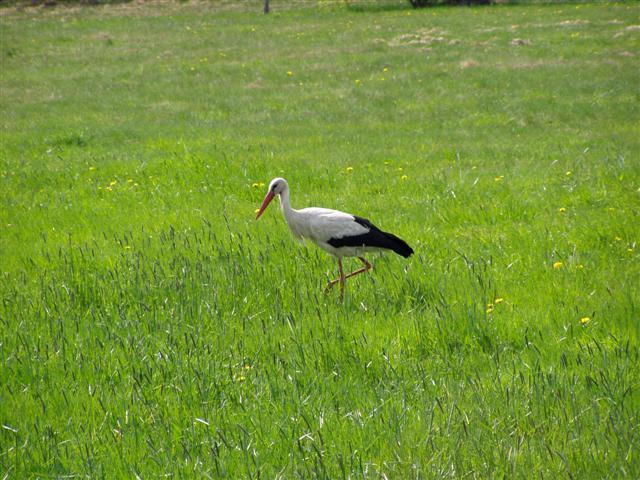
[383,231,414,258]
[327,216,414,258]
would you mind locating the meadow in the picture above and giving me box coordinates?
[1,0,639,477]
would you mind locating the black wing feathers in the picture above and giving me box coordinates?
[327,215,414,258]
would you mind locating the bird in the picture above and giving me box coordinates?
[255,177,413,297]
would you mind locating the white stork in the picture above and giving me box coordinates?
[255,177,413,297]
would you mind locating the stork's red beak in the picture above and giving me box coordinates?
[255,191,274,219]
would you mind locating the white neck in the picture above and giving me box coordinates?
[278,187,297,224]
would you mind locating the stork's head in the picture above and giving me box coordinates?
[256,177,288,219]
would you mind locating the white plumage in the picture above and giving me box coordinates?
[285,208,369,255]
[256,178,413,297]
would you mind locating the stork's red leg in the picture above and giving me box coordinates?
[340,257,373,281]
[324,257,373,294]
[325,257,343,293]
[344,257,372,279]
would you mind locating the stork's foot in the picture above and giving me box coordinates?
[324,279,340,293]
[324,258,345,297]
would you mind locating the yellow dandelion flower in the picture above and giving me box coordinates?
[494,298,504,304]
[553,261,563,269]
[401,175,408,180]
[254,208,260,214]
[109,180,117,186]
[383,67,389,72]
[577,264,584,269]
[124,245,132,250]
[558,207,566,213]
[494,175,504,182]
[133,182,138,187]
[346,166,353,172]
[580,316,590,325]
[287,71,293,76]
[486,306,494,314]
[251,183,260,188]
[88,166,96,171]
[355,79,361,85]
[566,171,572,176]
[614,236,622,241]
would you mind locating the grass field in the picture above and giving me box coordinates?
[1,0,639,477]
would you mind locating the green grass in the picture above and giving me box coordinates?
[1,1,639,477]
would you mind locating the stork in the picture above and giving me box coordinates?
[255,177,413,297]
